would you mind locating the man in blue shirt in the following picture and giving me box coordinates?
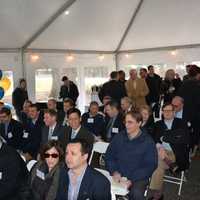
[56,138,111,200]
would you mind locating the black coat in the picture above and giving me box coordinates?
[12,87,28,111]
[0,119,24,150]
[161,78,182,103]
[145,74,162,104]
[98,80,127,103]
[59,126,94,149]
[0,143,30,200]
[59,81,79,103]
[154,118,189,170]
[141,115,155,139]
[81,112,105,137]
[56,165,111,200]
[22,117,44,158]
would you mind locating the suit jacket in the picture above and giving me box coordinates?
[81,112,105,137]
[0,143,29,200]
[56,165,111,200]
[41,123,67,146]
[105,113,125,141]
[98,80,127,104]
[59,126,94,149]
[22,117,44,158]
[59,81,79,103]
[0,119,24,150]
[154,118,189,170]
[125,78,149,108]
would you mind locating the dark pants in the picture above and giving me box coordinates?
[128,180,148,200]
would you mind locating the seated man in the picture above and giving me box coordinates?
[82,101,105,141]
[19,100,32,125]
[0,107,24,150]
[0,136,29,199]
[21,103,44,160]
[105,111,157,200]
[59,108,94,148]
[104,100,125,141]
[121,96,134,114]
[41,109,67,146]
[149,103,189,200]
[60,98,75,126]
[56,138,111,200]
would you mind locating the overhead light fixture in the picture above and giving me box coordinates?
[64,10,70,15]
[66,54,74,61]
[30,54,39,62]
[171,50,178,56]
[98,54,105,61]
[125,54,129,58]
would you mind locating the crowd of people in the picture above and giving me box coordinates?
[0,64,200,200]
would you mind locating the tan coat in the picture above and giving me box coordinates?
[125,78,149,108]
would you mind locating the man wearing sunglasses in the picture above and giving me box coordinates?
[56,138,111,200]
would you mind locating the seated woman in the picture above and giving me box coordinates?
[29,140,64,200]
[149,103,189,200]
[105,111,157,200]
[139,105,155,139]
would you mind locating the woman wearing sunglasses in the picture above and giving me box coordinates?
[29,140,64,200]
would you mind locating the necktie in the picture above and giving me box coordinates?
[71,130,76,140]
[106,118,114,139]
[48,127,54,140]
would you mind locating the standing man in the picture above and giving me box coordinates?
[12,78,28,119]
[125,69,149,108]
[98,71,127,104]
[59,76,79,104]
[56,138,111,200]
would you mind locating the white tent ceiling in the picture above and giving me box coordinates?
[1,0,200,52]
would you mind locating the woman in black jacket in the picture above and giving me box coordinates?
[30,140,64,200]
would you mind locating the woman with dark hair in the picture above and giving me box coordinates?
[29,140,64,200]
[139,105,155,139]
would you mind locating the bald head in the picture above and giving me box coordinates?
[172,96,184,112]
[129,69,137,80]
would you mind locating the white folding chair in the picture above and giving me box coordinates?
[164,171,186,196]
[89,141,109,165]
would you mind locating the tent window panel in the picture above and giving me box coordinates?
[84,66,109,106]
[0,70,14,105]
[35,69,53,102]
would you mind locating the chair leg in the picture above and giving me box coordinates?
[178,171,184,196]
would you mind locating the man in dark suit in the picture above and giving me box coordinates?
[149,103,189,200]
[60,108,94,149]
[82,101,105,140]
[0,107,23,150]
[0,137,30,200]
[21,104,44,160]
[56,138,111,200]
[98,71,127,104]
[59,98,75,126]
[59,76,79,103]
[104,101,125,141]
[41,109,67,146]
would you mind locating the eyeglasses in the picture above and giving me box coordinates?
[44,153,59,158]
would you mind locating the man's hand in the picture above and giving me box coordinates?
[112,171,121,183]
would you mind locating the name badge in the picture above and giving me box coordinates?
[8,132,13,139]
[36,169,45,180]
[23,132,29,138]
[51,136,58,140]
[112,128,119,133]
[87,118,94,123]
[0,172,2,180]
